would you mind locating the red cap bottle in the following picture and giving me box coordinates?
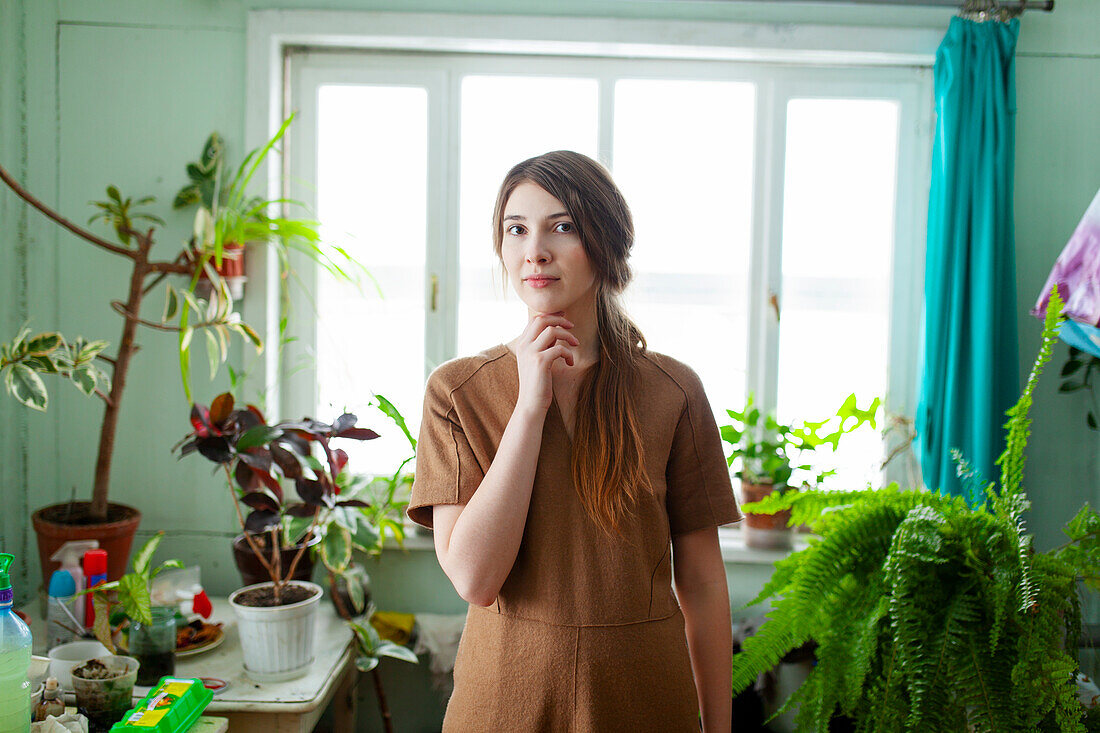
[83,549,108,629]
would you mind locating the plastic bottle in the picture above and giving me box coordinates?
[83,549,108,631]
[0,553,32,733]
[49,540,98,628]
[46,570,78,650]
[32,677,64,722]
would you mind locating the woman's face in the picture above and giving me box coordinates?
[501,181,598,317]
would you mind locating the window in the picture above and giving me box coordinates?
[282,49,931,490]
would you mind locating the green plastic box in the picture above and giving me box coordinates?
[109,677,213,732]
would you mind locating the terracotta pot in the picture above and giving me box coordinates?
[232,533,320,588]
[31,502,142,591]
[740,483,792,531]
[193,242,246,300]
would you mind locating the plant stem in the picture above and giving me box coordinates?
[221,464,278,583]
[89,232,152,520]
[371,668,394,733]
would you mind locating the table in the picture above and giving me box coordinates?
[55,712,228,733]
[27,598,357,733]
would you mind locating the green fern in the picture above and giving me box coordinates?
[732,288,1096,732]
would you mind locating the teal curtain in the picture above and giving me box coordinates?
[917,17,1020,506]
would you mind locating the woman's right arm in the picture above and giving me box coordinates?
[431,313,576,607]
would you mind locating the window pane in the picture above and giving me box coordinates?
[777,98,899,489]
[315,84,427,474]
[613,79,756,424]
[456,76,599,357]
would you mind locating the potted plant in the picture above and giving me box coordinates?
[348,603,419,733]
[0,115,365,589]
[176,391,378,680]
[720,393,879,548]
[82,531,183,686]
[730,289,1100,732]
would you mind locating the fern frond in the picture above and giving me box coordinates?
[995,286,1064,508]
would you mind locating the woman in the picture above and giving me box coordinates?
[408,150,739,732]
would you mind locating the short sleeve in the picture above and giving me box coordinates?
[406,368,486,529]
[665,368,741,536]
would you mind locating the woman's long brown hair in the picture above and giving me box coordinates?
[491,151,650,534]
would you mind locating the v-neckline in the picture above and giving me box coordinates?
[499,343,575,447]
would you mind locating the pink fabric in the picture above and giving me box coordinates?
[1033,188,1100,326]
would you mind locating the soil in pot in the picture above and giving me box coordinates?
[234,583,318,607]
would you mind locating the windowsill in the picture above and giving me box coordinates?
[391,524,808,565]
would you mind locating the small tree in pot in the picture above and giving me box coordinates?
[176,391,378,680]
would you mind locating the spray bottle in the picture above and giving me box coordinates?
[83,549,108,631]
[48,540,98,628]
[0,553,32,733]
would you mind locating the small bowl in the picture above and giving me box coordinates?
[30,681,44,710]
[47,640,110,691]
[27,654,49,690]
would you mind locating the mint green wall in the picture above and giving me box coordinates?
[2,1,1098,731]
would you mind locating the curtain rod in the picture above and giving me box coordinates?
[683,0,1054,11]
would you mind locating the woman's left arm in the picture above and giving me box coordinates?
[673,525,732,733]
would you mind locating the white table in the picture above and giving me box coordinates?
[28,598,357,733]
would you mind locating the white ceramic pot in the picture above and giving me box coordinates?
[228,580,323,682]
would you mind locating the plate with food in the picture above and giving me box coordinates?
[175,620,224,657]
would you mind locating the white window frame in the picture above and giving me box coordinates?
[244,10,936,483]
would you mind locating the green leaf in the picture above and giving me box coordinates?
[163,286,179,322]
[151,559,184,580]
[345,572,366,615]
[71,365,96,396]
[8,363,48,411]
[373,393,416,451]
[78,340,109,363]
[25,333,61,356]
[119,573,152,626]
[321,527,352,570]
[235,322,264,351]
[237,424,283,450]
[92,593,116,653]
[106,185,121,202]
[132,532,164,578]
[375,641,418,664]
[1061,359,1083,377]
[355,656,379,673]
[204,328,221,380]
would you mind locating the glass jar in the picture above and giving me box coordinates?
[129,606,176,686]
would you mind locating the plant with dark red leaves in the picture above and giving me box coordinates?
[175,391,378,602]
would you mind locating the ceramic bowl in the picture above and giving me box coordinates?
[47,640,110,690]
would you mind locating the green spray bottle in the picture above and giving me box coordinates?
[0,553,32,733]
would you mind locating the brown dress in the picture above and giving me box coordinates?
[408,344,740,732]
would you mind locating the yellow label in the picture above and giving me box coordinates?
[126,709,168,727]
[157,680,193,698]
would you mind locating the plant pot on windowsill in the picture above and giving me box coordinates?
[31,502,142,589]
[740,482,793,550]
[228,580,324,682]
[231,531,320,588]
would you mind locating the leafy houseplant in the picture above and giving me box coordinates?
[82,532,183,686]
[720,394,879,542]
[0,116,361,589]
[730,289,1100,732]
[176,391,379,680]
[349,605,419,733]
